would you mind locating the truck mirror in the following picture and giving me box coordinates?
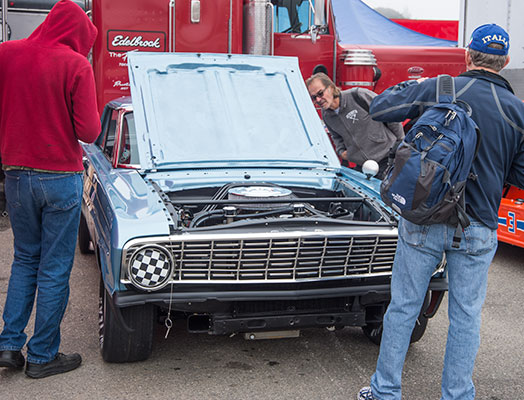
[313,0,325,26]
[373,66,382,82]
[362,160,379,180]
[310,26,318,44]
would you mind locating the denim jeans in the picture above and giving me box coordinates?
[0,170,83,364]
[370,217,497,400]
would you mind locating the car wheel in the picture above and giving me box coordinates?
[99,278,155,363]
[409,306,429,344]
[362,292,430,345]
[362,321,383,345]
[78,213,93,254]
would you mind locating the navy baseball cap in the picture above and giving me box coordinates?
[468,23,509,56]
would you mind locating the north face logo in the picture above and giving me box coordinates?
[392,192,406,205]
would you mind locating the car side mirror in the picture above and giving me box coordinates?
[362,160,379,180]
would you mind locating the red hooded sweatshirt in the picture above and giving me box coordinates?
[0,0,101,172]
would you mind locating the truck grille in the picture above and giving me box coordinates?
[123,233,397,283]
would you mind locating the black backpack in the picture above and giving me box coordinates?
[380,75,481,247]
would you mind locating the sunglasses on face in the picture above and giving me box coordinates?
[311,88,325,101]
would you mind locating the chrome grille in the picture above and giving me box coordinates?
[123,231,397,283]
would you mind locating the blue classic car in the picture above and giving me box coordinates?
[79,53,446,362]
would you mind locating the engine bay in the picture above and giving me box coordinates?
[155,180,392,230]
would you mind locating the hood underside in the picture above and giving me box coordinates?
[127,52,339,170]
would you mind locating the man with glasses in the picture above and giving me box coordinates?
[306,73,403,179]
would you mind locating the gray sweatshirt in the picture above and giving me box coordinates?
[322,87,404,167]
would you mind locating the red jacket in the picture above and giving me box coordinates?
[0,0,101,172]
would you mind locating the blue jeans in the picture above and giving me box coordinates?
[0,170,83,364]
[370,217,497,400]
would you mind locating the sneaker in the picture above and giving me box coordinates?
[25,352,82,379]
[0,350,25,369]
[357,386,377,400]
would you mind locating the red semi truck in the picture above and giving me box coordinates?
[90,0,467,114]
[0,1,466,112]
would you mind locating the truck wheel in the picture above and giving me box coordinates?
[99,278,155,363]
[78,213,93,254]
[362,292,430,345]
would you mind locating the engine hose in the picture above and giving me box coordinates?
[191,206,295,228]
[234,206,294,219]
[189,209,224,228]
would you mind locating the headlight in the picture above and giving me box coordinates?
[127,245,174,291]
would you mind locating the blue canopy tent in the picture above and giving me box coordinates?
[331,0,457,47]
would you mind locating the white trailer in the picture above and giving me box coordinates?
[459,0,524,98]
[0,1,85,42]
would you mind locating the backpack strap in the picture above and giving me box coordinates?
[436,74,456,104]
[350,88,370,112]
[351,88,396,136]
[438,75,481,248]
[452,196,470,248]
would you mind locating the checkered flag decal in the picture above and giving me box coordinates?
[130,248,171,287]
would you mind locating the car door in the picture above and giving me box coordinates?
[83,106,120,264]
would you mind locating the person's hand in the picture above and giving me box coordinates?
[340,150,348,160]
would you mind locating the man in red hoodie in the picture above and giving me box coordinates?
[0,0,100,378]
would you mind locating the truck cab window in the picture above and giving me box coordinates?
[272,0,326,34]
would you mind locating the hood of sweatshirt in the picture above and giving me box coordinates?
[27,0,97,57]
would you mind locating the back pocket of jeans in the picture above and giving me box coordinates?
[40,174,82,211]
[399,218,429,247]
[464,221,497,255]
[5,174,21,208]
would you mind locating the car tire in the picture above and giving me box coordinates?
[99,278,155,363]
[362,292,430,345]
[362,322,383,345]
[78,213,93,254]
[409,307,429,344]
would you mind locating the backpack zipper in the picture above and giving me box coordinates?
[412,130,451,152]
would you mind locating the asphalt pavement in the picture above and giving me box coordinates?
[0,227,523,400]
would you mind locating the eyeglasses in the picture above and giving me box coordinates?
[310,88,325,101]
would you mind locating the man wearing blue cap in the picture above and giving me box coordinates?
[357,24,524,400]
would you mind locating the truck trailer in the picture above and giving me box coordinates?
[459,0,524,99]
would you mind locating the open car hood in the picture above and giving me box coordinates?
[127,52,340,170]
